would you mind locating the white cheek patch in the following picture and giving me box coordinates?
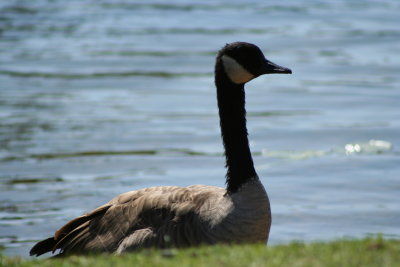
[221,55,255,84]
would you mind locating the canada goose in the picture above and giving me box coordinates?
[30,42,291,256]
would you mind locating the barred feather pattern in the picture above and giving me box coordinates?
[30,179,270,256]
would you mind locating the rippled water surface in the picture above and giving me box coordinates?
[1,0,399,257]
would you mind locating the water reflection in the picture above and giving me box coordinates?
[1,0,399,257]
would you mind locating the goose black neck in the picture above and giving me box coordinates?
[215,59,258,193]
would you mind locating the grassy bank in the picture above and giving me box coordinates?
[1,237,399,267]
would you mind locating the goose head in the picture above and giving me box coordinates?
[218,42,292,84]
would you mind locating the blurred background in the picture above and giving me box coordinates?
[0,0,399,257]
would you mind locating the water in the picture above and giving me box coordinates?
[1,0,399,257]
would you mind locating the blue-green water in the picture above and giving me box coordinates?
[1,0,399,257]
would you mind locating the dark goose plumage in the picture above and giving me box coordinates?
[30,42,291,256]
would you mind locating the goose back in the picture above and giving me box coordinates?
[30,181,270,256]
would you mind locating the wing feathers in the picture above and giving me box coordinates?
[31,185,233,255]
[55,204,110,240]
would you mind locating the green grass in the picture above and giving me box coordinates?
[1,237,399,267]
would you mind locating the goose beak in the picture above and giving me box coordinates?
[260,59,292,75]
